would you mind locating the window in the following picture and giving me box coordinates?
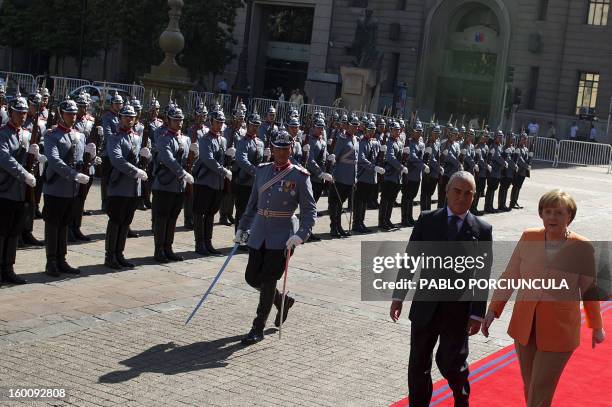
[527,67,539,109]
[538,0,549,20]
[575,72,600,115]
[587,0,609,25]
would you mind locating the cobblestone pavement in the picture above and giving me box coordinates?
[1,163,611,406]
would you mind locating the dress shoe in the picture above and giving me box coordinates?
[23,232,44,246]
[338,227,351,237]
[164,248,184,261]
[241,326,264,345]
[83,210,93,216]
[104,255,122,270]
[511,202,523,209]
[274,295,295,327]
[116,255,135,268]
[45,261,61,277]
[218,216,232,226]
[127,229,139,238]
[154,248,169,263]
[308,233,321,242]
[352,224,369,234]
[401,219,415,227]
[204,241,221,255]
[330,227,345,238]
[1,266,27,285]
[227,215,235,224]
[58,259,81,274]
[35,207,43,219]
[195,242,210,256]
[73,228,91,241]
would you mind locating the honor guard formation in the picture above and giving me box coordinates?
[0,85,534,342]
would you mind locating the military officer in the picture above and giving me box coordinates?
[287,116,303,165]
[419,125,442,211]
[509,133,532,209]
[354,121,384,233]
[305,118,330,241]
[192,110,231,256]
[471,132,490,215]
[438,126,461,207]
[39,87,50,122]
[139,97,163,210]
[235,113,264,234]
[380,121,406,230]
[104,104,148,269]
[219,108,244,226]
[258,105,277,152]
[100,92,124,212]
[461,129,477,176]
[484,130,505,213]
[328,115,358,237]
[182,102,208,230]
[43,98,90,277]
[401,121,428,227]
[151,106,193,263]
[0,93,35,285]
[235,129,317,345]
[498,134,517,212]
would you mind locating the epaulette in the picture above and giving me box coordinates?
[293,164,310,176]
[258,162,273,168]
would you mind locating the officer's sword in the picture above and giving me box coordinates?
[185,243,239,325]
[278,248,292,340]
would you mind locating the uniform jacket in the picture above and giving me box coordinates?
[384,136,404,184]
[406,139,425,182]
[152,128,189,193]
[107,127,140,197]
[236,134,264,187]
[357,136,380,184]
[307,135,327,184]
[0,122,30,201]
[488,143,505,179]
[193,131,226,190]
[101,111,119,157]
[43,124,82,198]
[332,132,358,186]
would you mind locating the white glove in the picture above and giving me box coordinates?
[320,172,334,182]
[135,169,148,181]
[94,156,102,166]
[401,166,408,175]
[234,229,249,245]
[442,149,449,156]
[490,148,496,154]
[402,147,410,154]
[504,161,508,168]
[264,147,271,157]
[425,146,432,154]
[505,148,512,154]
[326,154,336,163]
[487,164,492,172]
[139,147,151,159]
[75,173,90,184]
[184,173,194,184]
[226,146,236,157]
[474,164,479,172]
[514,164,519,171]
[37,154,47,165]
[461,149,467,155]
[374,166,385,175]
[24,172,36,187]
[423,165,430,174]
[189,142,199,153]
[475,148,481,155]
[459,164,464,171]
[380,145,387,153]
[302,144,310,153]
[28,144,39,155]
[529,152,534,157]
[327,138,333,145]
[286,234,303,250]
[223,168,233,181]
[85,143,97,157]
[440,167,445,176]
[528,165,532,170]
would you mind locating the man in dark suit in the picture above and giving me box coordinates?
[390,170,493,407]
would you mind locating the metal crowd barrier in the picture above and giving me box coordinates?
[299,104,347,123]
[0,71,38,94]
[187,91,231,114]
[527,136,559,165]
[92,81,145,101]
[36,76,91,96]
[249,98,299,123]
[557,139,612,173]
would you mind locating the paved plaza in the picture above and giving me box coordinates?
[1,163,611,406]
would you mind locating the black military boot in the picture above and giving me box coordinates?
[352,201,363,233]
[193,215,209,255]
[153,219,169,263]
[57,226,81,274]
[241,282,276,346]
[184,216,194,230]
[338,224,351,237]
[484,190,496,213]
[0,236,4,286]
[104,221,121,270]
[116,225,135,268]
[218,215,231,226]
[2,236,27,284]
[273,289,295,327]
[23,231,44,246]
[378,201,387,229]
[34,205,43,219]
[164,219,184,261]
[44,224,61,277]
[308,233,321,242]
[204,216,222,255]
[384,201,398,230]
[73,227,90,241]
[127,228,140,238]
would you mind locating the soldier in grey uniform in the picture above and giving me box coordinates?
[139,97,163,209]
[100,92,124,212]
[0,93,35,285]
[43,98,90,277]
[305,118,329,241]
[103,104,147,269]
[509,133,532,209]
[471,132,489,215]
[182,102,208,230]
[219,108,244,226]
[258,105,278,150]
[401,121,428,227]
[461,129,476,176]
[354,121,384,233]
[328,115,358,237]
[420,125,442,211]
[484,131,505,213]
[152,106,193,263]
[235,129,317,345]
[380,121,406,230]
[438,127,461,208]
[498,134,517,212]
[235,113,264,234]
[192,110,231,256]
[0,85,8,125]
[287,116,303,165]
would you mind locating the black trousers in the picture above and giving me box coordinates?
[72,186,88,230]
[43,195,77,263]
[192,184,223,243]
[498,177,512,208]
[245,245,290,330]
[355,181,375,226]
[328,181,352,229]
[234,183,253,231]
[22,201,35,233]
[401,180,420,222]
[408,305,470,407]
[510,175,526,205]
[437,175,449,208]
[107,196,138,225]
[485,177,500,210]
[0,198,25,238]
[152,189,184,251]
[471,177,487,212]
[420,175,438,211]
[380,181,401,225]
[101,156,111,209]
[312,181,324,203]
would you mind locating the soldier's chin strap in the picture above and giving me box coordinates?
[279,248,293,340]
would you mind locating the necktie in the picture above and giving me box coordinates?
[448,215,461,241]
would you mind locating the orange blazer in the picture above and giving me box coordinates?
[489,228,603,352]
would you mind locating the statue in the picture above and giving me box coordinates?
[347,9,382,69]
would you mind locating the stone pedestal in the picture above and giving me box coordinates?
[340,66,378,112]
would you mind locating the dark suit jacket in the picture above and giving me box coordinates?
[393,207,493,329]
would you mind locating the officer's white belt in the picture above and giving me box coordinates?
[257,209,293,218]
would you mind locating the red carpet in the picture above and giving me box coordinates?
[391,303,612,407]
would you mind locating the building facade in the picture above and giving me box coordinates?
[225,0,612,141]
